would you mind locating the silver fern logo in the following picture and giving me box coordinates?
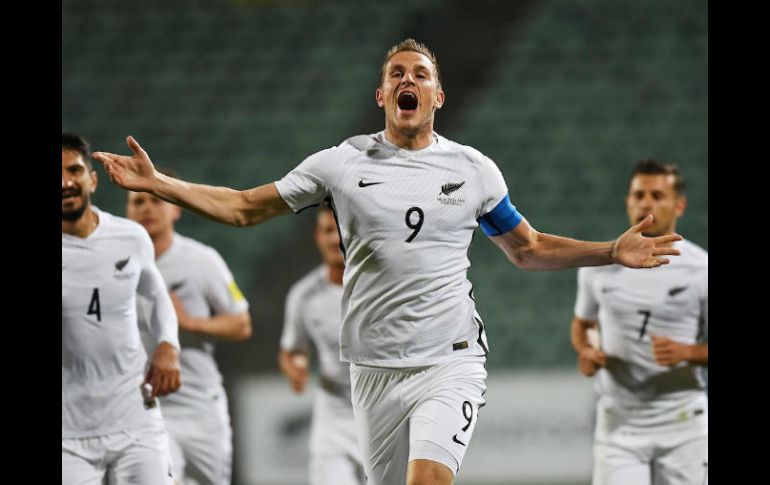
[114,256,135,279]
[437,181,466,206]
[114,256,130,271]
[440,181,465,196]
[668,286,688,297]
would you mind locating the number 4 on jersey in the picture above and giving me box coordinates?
[87,288,101,322]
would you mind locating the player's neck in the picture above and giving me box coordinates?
[62,208,99,238]
[326,264,343,286]
[384,123,434,150]
[152,230,174,258]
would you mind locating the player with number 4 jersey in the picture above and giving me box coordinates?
[62,133,180,485]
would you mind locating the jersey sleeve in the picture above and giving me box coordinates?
[477,155,510,217]
[135,294,158,356]
[574,267,600,321]
[201,248,250,316]
[274,146,338,212]
[136,229,180,350]
[280,282,311,352]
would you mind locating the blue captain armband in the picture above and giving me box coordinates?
[479,194,523,236]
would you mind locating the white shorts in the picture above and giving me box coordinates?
[350,355,487,485]
[309,389,365,485]
[593,394,708,485]
[163,387,232,485]
[62,421,173,485]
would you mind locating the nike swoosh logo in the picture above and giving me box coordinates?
[358,180,384,187]
[170,281,185,292]
[452,434,466,446]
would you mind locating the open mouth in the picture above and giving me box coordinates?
[62,188,80,200]
[397,91,418,111]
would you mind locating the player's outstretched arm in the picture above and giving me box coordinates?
[93,136,292,226]
[489,214,681,271]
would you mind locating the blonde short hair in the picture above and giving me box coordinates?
[379,38,442,89]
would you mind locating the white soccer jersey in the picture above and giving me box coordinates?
[137,232,249,411]
[281,265,348,387]
[275,132,509,367]
[62,207,179,438]
[574,239,708,405]
[282,266,364,484]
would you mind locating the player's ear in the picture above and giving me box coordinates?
[675,195,687,218]
[434,89,445,110]
[171,205,182,222]
[90,169,98,193]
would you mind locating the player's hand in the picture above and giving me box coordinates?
[577,347,606,377]
[651,334,690,366]
[612,215,682,268]
[288,375,308,393]
[92,136,158,192]
[145,341,181,397]
[285,353,309,393]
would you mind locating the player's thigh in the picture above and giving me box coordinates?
[62,442,104,485]
[350,397,410,485]
[164,429,185,484]
[182,439,232,485]
[593,441,650,485]
[310,453,366,485]
[173,417,231,485]
[108,426,173,485]
[357,422,409,485]
[653,436,708,485]
[349,365,413,485]
[407,358,487,477]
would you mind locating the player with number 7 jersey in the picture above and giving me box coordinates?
[570,160,707,485]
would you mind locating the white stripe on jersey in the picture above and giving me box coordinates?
[275,131,506,366]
